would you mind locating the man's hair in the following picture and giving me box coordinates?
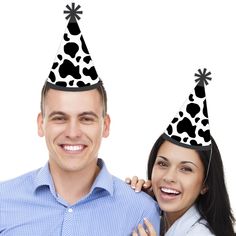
[40,81,108,117]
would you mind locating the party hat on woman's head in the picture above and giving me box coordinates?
[46,3,102,91]
[163,68,212,150]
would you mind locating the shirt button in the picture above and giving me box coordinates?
[68,208,73,213]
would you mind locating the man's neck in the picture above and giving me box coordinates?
[49,160,100,205]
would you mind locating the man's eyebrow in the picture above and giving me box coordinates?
[79,111,99,119]
[48,111,67,118]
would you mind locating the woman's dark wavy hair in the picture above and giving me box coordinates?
[147,134,235,236]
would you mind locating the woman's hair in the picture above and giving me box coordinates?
[147,134,235,236]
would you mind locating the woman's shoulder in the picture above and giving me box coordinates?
[187,220,215,236]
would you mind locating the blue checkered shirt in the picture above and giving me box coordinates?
[0,159,160,235]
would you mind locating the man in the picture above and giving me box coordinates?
[0,3,160,235]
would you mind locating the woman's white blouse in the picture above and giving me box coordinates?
[165,205,215,236]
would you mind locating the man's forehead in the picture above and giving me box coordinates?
[44,89,103,113]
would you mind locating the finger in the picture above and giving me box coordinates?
[144,218,157,236]
[137,224,148,236]
[135,179,145,192]
[131,176,139,189]
[125,177,131,184]
[143,180,152,189]
[132,230,139,236]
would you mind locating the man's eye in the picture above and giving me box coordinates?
[81,117,95,123]
[52,117,66,121]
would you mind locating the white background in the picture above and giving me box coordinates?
[0,0,235,224]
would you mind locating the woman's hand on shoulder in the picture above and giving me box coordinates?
[125,176,153,195]
[132,218,158,236]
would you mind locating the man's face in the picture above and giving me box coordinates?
[37,89,110,174]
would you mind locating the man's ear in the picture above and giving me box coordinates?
[37,113,44,137]
[103,114,111,138]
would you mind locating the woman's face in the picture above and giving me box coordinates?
[151,140,205,219]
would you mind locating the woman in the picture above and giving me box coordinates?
[129,69,235,235]
[128,134,235,235]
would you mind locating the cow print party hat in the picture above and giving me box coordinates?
[46,3,102,91]
[163,68,212,150]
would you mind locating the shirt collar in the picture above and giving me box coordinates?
[89,158,114,196]
[166,205,202,234]
[33,158,114,197]
[33,162,57,196]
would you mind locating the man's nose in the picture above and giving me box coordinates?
[64,120,83,139]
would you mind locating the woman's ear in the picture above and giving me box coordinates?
[200,185,208,195]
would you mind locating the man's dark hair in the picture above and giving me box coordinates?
[40,81,108,117]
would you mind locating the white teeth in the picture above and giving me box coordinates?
[161,187,180,195]
[63,145,83,151]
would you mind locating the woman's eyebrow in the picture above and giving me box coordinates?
[156,156,168,161]
[181,161,199,168]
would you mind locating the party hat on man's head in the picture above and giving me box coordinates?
[46,3,102,91]
[163,68,212,150]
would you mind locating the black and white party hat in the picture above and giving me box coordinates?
[46,3,101,91]
[163,68,212,150]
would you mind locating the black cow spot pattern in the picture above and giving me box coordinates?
[177,117,196,138]
[203,99,208,118]
[52,62,59,70]
[64,42,79,58]
[195,85,205,98]
[83,56,91,64]
[49,71,56,82]
[55,81,67,87]
[76,56,81,62]
[68,22,81,35]
[189,94,194,102]
[69,80,74,86]
[186,103,200,118]
[83,66,98,80]
[172,118,178,123]
[198,129,210,142]
[57,55,63,61]
[77,81,91,87]
[80,36,89,54]
[167,125,173,135]
[179,111,183,117]
[201,119,208,126]
[183,137,188,142]
[171,135,181,142]
[190,140,201,146]
[64,33,70,41]
[195,117,200,123]
[59,59,81,79]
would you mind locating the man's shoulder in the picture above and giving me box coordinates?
[0,168,40,194]
[112,175,157,206]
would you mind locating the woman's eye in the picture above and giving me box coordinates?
[180,167,192,172]
[157,161,167,167]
